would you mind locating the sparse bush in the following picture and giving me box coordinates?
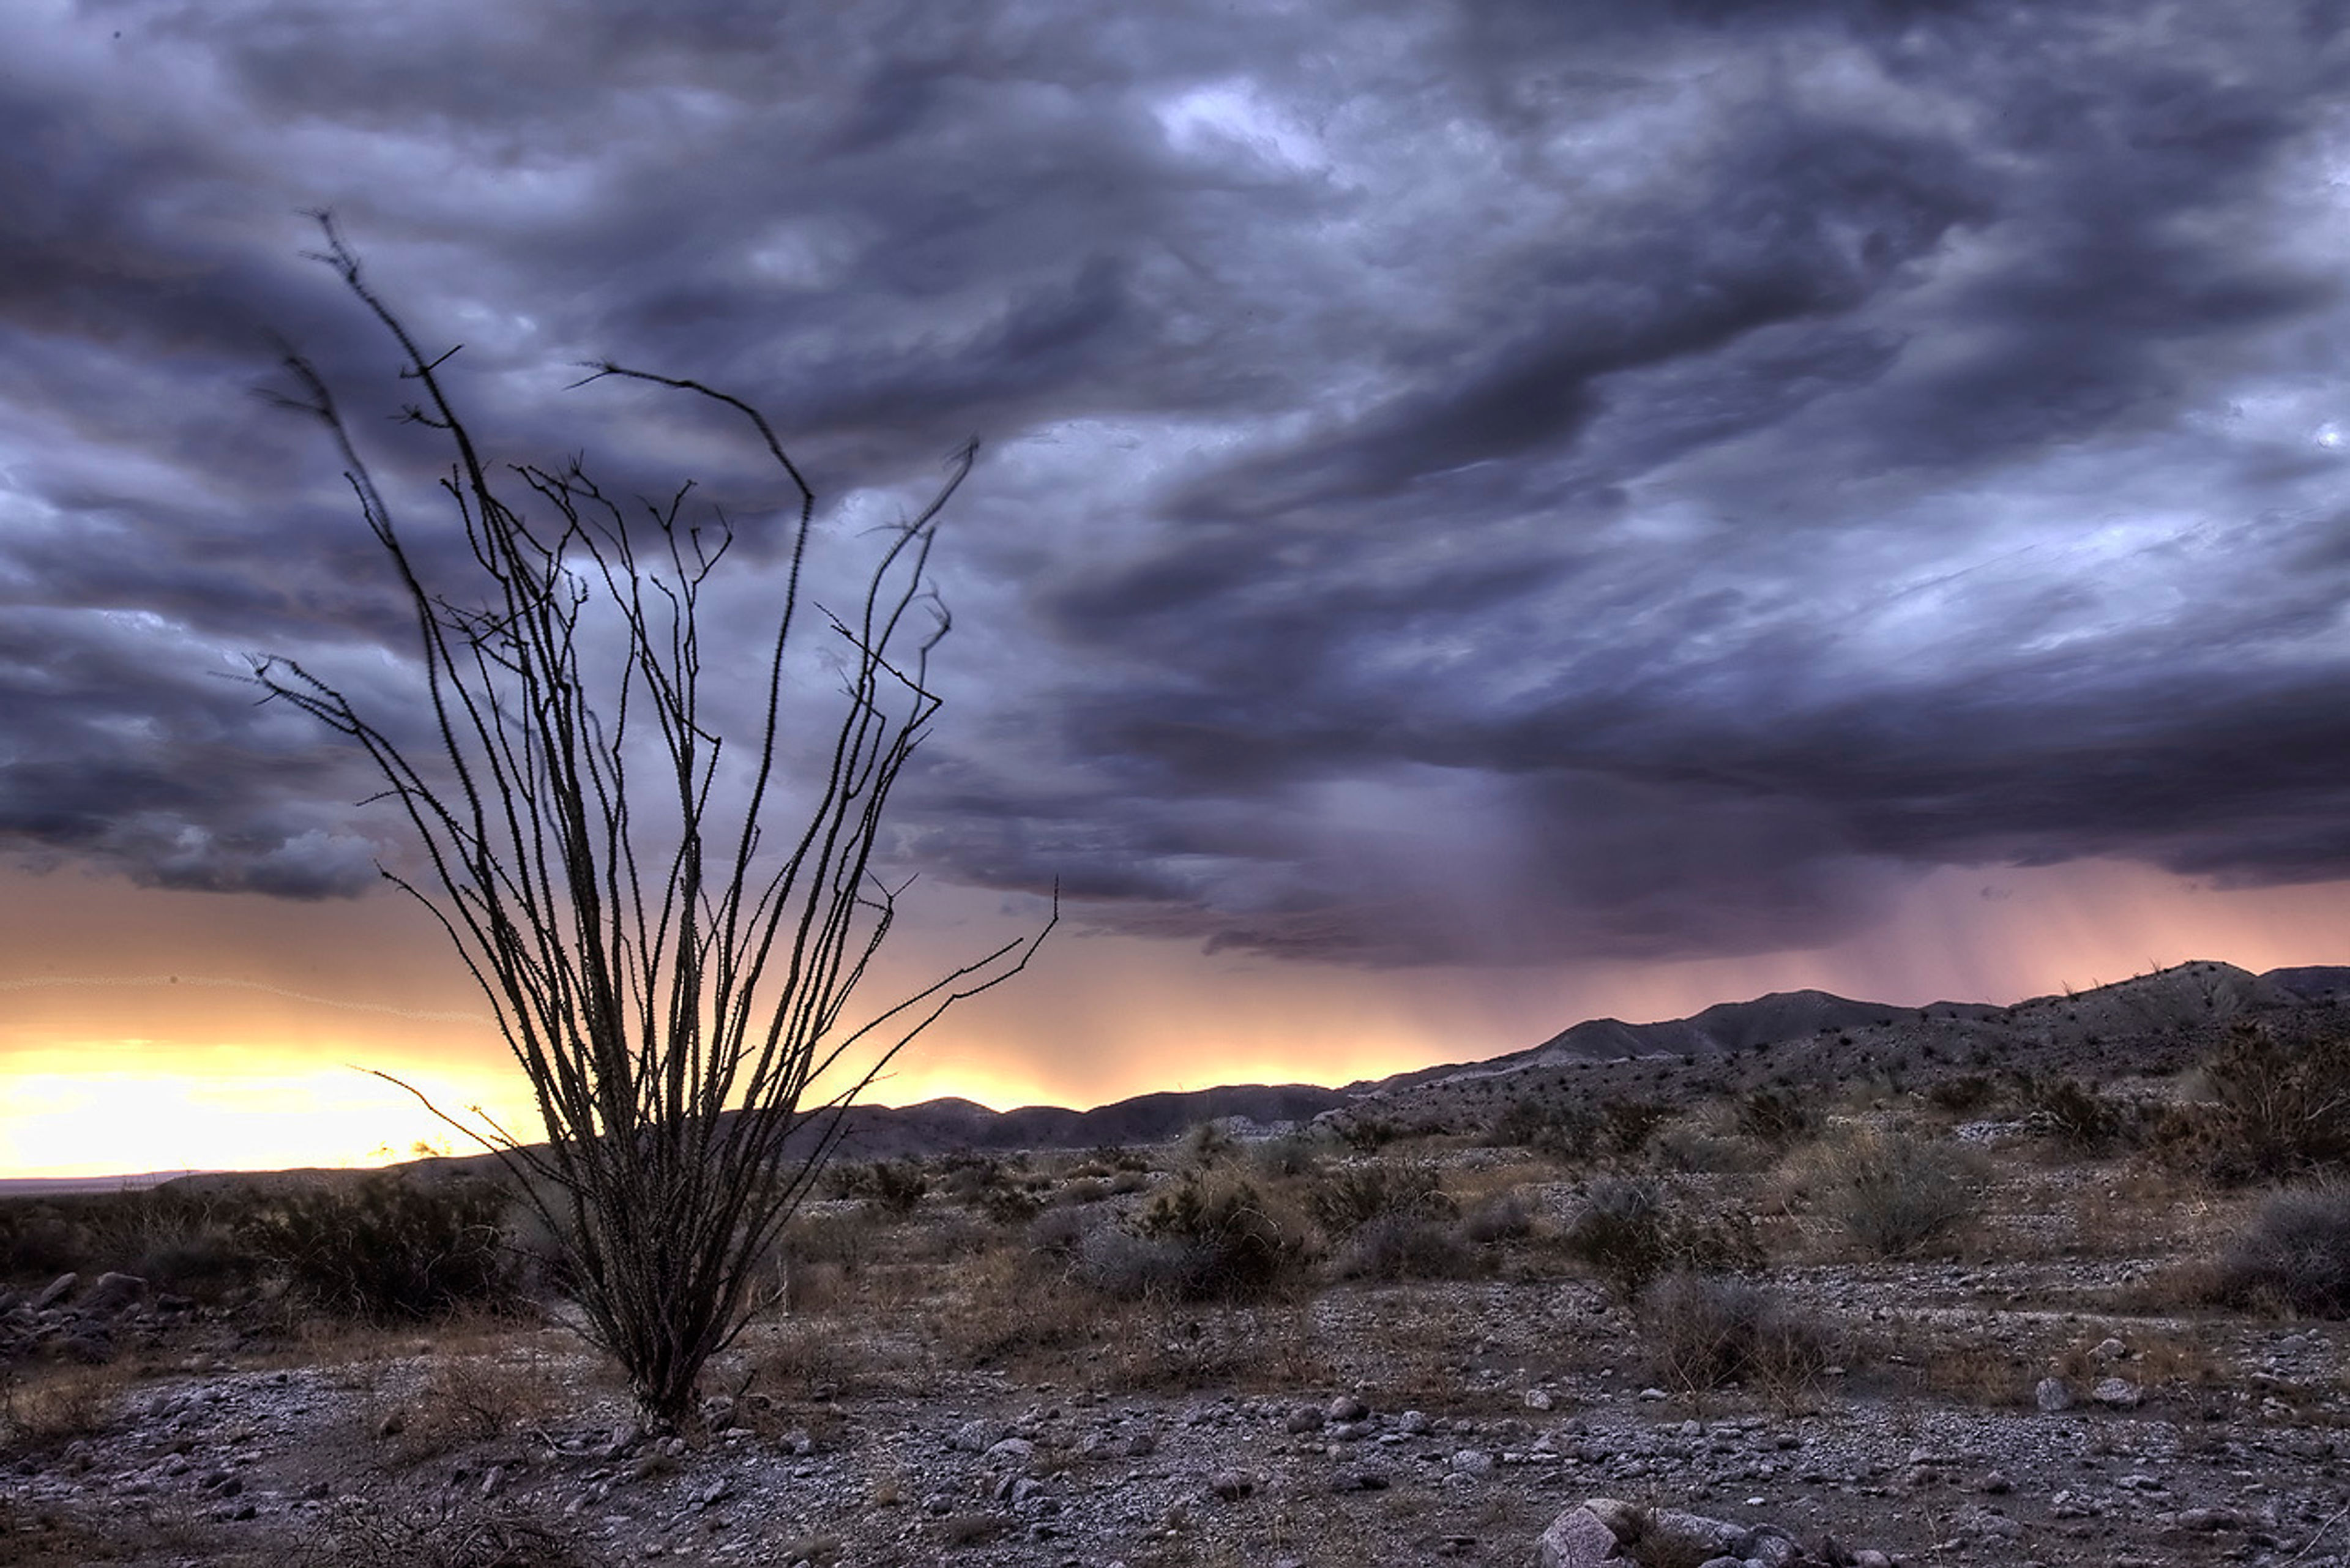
[1639,1271,1832,1394]
[0,1365,131,1457]
[1812,1130,1982,1259]
[1561,1177,1761,1299]
[2207,1184,2350,1316]
[1736,1088,1821,1148]
[2021,1075,2132,1152]
[1925,1073,1996,1116]
[0,1201,94,1282]
[1459,1187,1535,1245]
[2192,1020,2350,1182]
[297,1495,596,1568]
[241,1175,520,1323]
[1305,1159,1452,1236]
[841,1159,931,1215]
[1080,1175,1312,1302]
[1251,1134,1322,1180]
[1491,1096,1601,1161]
[392,1354,562,1457]
[1329,1211,1472,1281]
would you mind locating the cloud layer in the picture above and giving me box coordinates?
[5,0,2350,965]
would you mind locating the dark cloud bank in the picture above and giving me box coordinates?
[4,0,2349,966]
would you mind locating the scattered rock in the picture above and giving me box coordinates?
[2092,1376,2143,1409]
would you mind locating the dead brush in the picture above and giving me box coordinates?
[298,1493,603,1568]
[1790,1126,1985,1259]
[384,1353,561,1460]
[1636,1271,1833,1403]
[0,1362,133,1457]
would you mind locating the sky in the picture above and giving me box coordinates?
[6,1,2350,1176]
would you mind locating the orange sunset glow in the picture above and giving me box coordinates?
[7,857,2349,1179]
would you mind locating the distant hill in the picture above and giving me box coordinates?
[1352,960,2350,1129]
[826,1083,1352,1159]
[25,958,2337,1193]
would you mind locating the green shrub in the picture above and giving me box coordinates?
[241,1175,518,1323]
[2207,1184,2350,1316]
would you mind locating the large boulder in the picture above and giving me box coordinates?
[1537,1503,1625,1567]
[83,1272,149,1313]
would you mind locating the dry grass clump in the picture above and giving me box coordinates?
[382,1351,562,1459]
[0,1363,133,1457]
[1637,1271,1832,1397]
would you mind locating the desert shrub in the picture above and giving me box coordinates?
[1305,1159,1453,1236]
[1650,1119,1770,1174]
[838,1159,930,1215]
[1026,1203,1095,1262]
[1925,1073,1997,1116]
[1491,1096,1602,1161]
[2206,1184,2350,1316]
[297,1495,595,1568]
[392,1354,562,1458]
[1490,1096,1667,1163]
[1251,1134,1322,1180]
[1561,1177,1761,1299]
[1599,1099,1673,1160]
[1459,1187,1535,1245]
[1639,1271,1832,1394]
[130,1224,261,1299]
[1812,1130,1982,1258]
[2191,1021,2350,1182]
[1067,1225,1198,1301]
[1333,1115,1406,1152]
[241,1175,519,1323]
[1736,1088,1821,1148]
[2021,1075,2133,1153]
[0,1201,93,1282]
[1076,1175,1312,1302]
[1181,1121,1238,1166]
[1329,1211,1472,1281]
[1056,1176,1106,1206]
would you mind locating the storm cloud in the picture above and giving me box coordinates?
[5,0,2350,968]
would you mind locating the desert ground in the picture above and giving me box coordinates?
[4,960,2347,1568]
